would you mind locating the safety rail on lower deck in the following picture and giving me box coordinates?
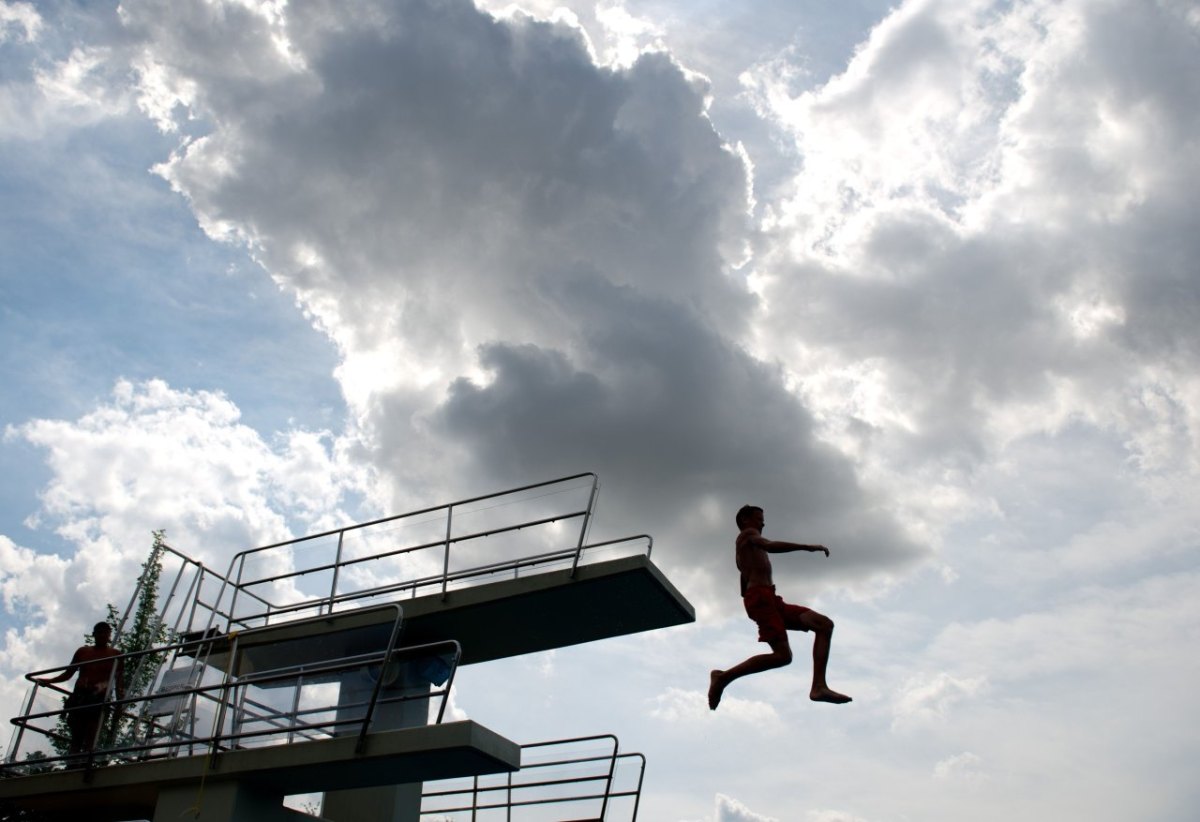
[420,734,646,821]
[2,607,462,775]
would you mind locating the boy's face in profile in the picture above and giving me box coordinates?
[746,509,764,533]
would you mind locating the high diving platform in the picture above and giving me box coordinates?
[194,551,691,672]
[2,473,693,821]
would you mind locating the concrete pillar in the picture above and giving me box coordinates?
[321,783,422,822]
[153,780,318,822]
[321,657,434,822]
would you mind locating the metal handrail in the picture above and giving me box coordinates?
[214,473,600,632]
[99,474,614,652]
[232,533,653,621]
[354,604,407,754]
[233,473,599,557]
[3,609,462,775]
[421,734,646,820]
[197,532,652,639]
[227,512,592,593]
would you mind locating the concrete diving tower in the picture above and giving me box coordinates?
[2,473,694,822]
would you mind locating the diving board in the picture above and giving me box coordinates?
[190,553,694,673]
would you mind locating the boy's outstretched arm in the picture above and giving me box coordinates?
[751,533,830,556]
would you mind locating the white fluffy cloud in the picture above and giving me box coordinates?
[648,685,779,726]
[736,0,1200,575]
[0,379,359,721]
[716,793,779,822]
[891,671,988,730]
[0,2,39,43]
[9,379,355,567]
[933,750,985,781]
[806,812,870,822]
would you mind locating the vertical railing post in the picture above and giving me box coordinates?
[355,605,405,754]
[599,734,618,820]
[208,633,240,759]
[229,557,245,630]
[154,557,187,642]
[570,474,601,578]
[506,766,514,822]
[288,673,303,745]
[171,562,203,639]
[630,753,646,820]
[441,504,454,601]
[5,684,37,763]
[432,643,461,725]
[186,566,208,636]
[208,557,239,637]
[328,530,346,615]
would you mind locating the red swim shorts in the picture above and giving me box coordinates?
[743,585,811,645]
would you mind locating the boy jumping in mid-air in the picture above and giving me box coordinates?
[709,505,851,709]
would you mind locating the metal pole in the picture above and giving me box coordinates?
[355,605,405,754]
[441,504,454,601]
[629,753,647,821]
[328,530,345,615]
[570,474,601,578]
[172,562,203,639]
[599,734,618,820]
[288,673,303,745]
[208,632,240,761]
[5,684,37,763]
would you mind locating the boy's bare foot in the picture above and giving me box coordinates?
[708,670,726,710]
[810,686,852,704]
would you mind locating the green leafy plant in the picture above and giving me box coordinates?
[101,531,174,751]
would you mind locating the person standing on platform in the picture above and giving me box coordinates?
[35,621,124,755]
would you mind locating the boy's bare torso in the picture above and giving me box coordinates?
[735,527,774,594]
[71,646,120,694]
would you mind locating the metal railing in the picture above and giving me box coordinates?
[420,734,646,820]
[186,473,606,638]
[2,606,462,774]
[112,541,267,656]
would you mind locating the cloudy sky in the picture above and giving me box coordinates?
[2,0,1198,818]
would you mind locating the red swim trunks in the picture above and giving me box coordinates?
[743,585,811,645]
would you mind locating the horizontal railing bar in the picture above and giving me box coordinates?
[234,472,598,558]
[519,732,618,753]
[425,790,637,813]
[422,774,619,800]
[206,535,652,631]
[235,510,589,590]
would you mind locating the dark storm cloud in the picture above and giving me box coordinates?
[114,0,926,594]
[433,273,923,581]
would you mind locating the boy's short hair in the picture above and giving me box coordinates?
[735,505,762,529]
[92,622,112,636]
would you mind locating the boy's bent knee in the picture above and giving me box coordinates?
[797,611,834,634]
